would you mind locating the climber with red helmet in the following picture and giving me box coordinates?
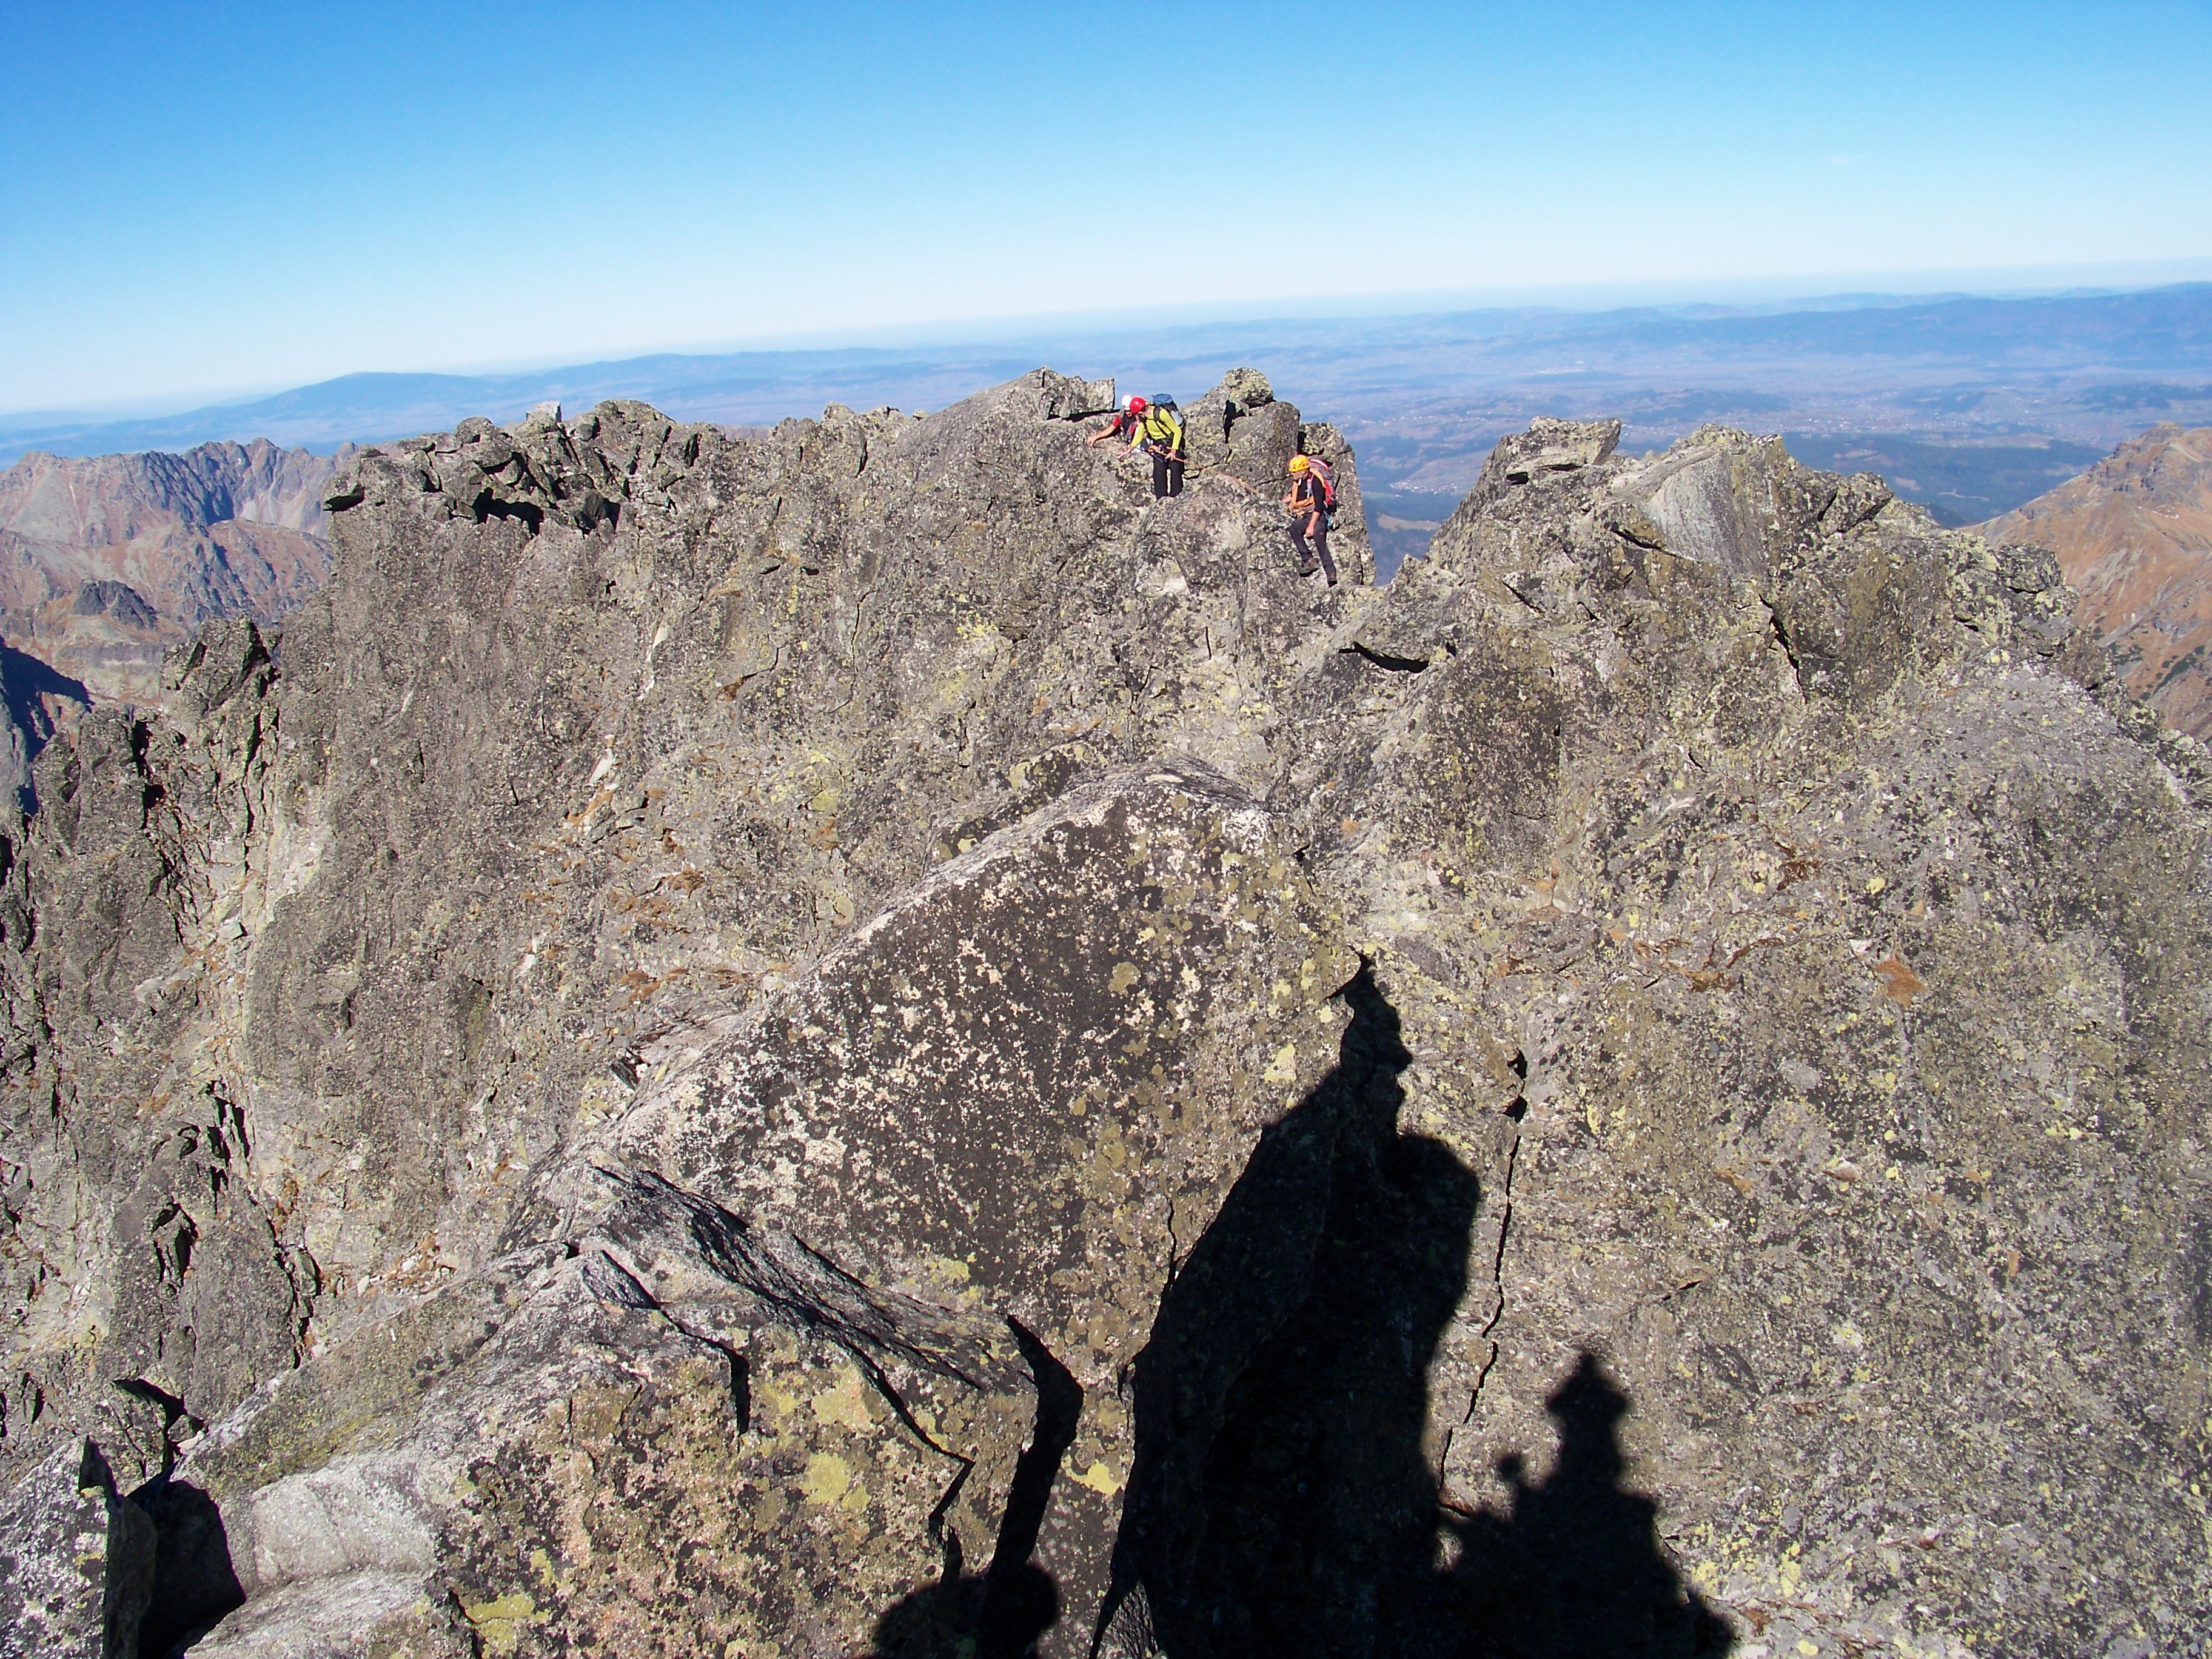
[1134,397,1187,500]
[1085,393,1187,500]
[1085,394,1148,448]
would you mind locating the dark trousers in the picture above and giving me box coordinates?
[1150,451,1185,498]
[1292,514,1336,582]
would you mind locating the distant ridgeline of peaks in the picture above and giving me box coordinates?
[0,370,2205,1658]
[0,438,340,805]
[1981,421,2212,740]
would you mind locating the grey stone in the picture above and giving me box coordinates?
[1483,413,1622,484]
[0,381,2206,1657]
[179,1570,460,1659]
[1218,365,1273,411]
[1026,367,1118,421]
[0,1439,154,1659]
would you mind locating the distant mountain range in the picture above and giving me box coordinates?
[6,377,2212,814]
[0,440,337,721]
[1780,432,2110,526]
[7,286,2211,546]
[1980,423,2212,737]
[4,283,2211,757]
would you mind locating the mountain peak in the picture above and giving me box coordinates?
[1982,422,2212,736]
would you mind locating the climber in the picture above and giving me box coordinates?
[1085,394,1148,449]
[1284,454,1337,585]
[1085,392,1187,500]
[1134,396,1187,500]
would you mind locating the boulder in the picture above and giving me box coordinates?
[1025,369,1119,422]
[591,761,1355,1647]
[1481,414,1622,486]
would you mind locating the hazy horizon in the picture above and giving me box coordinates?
[8,263,2212,426]
[12,277,2210,571]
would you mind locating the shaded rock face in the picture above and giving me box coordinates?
[1980,422,2212,738]
[0,1439,151,1659]
[0,376,2205,1658]
[0,640,91,811]
[0,438,338,705]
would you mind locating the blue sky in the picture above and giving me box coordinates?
[4,0,2210,412]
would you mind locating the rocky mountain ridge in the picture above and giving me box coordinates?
[0,370,2205,1658]
[0,439,340,714]
[1980,422,2212,737]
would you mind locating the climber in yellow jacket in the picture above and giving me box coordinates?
[1284,454,1336,585]
[1088,395,1186,501]
[1133,398,1186,501]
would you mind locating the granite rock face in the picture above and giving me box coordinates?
[590,760,1355,1648]
[0,1439,150,1659]
[0,379,2206,1658]
[1300,422,2210,1658]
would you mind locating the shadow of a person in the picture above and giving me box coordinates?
[1432,1353,1734,1659]
[1100,967,1733,1659]
[871,966,1730,1659]
[1100,964,1480,1658]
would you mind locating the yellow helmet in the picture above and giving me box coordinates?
[1287,455,1310,472]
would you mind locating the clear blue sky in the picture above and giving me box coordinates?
[4,0,2209,412]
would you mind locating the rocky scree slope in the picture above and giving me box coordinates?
[1980,422,2212,740]
[0,375,2205,1659]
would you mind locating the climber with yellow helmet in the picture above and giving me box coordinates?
[1282,452,1337,584]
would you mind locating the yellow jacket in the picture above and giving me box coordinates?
[1132,406,1185,455]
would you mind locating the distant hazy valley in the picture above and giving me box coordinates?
[10,283,2210,586]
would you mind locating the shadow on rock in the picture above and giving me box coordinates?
[0,641,90,811]
[1099,965,1731,1658]
[866,1563,1059,1659]
[0,640,89,743]
[865,1322,1081,1659]
[129,1466,246,1658]
[1428,1354,1734,1658]
[1099,964,1475,1655]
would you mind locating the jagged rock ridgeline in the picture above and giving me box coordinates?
[0,371,2204,1658]
[0,438,339,711]
[1980,422,2212,739]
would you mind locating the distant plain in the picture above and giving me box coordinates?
[8,283,2209,578]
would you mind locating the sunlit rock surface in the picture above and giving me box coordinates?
[0,376,2204,1657]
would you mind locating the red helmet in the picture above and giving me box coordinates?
[1127,395,1147,412]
